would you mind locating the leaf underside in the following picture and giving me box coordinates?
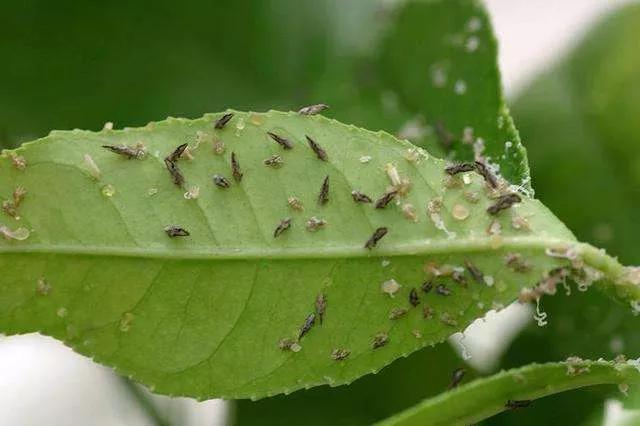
[0,110,634,400]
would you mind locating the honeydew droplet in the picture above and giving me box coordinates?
[465,36,479,52]
[249,113,265,126]
[381,279,401,297]
[466,16,482,32]
[454,80,467,95]
[101,184,116,197]
[430,65,448,88]
[36,277,52,296]
[119,312,135,332]
[452,204,469,221]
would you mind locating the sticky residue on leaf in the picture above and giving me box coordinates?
[83,154,101,180]
[183,186,200,200]
[381,279,401,297]
[0,225,30,241]
[101,184,116,197]
[36,277,52,296]
[119,312,135,332]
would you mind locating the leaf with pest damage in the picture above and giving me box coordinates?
[0,111,637,402]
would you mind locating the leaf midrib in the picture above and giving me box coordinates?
[0,236,575,260]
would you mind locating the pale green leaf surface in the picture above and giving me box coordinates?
[377,359,640,426]
[0,111,635,400]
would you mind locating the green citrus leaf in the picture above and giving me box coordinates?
[377,359,640,426]
[0,110,636,399]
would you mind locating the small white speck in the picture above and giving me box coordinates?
[454,80,467,95]
[430,63,448,88]
[465,36,479,52]
[359,155,372,163]
[466,16,482,32]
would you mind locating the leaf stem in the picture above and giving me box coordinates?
[375,359,640,426]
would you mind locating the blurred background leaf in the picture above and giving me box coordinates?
[0,0,380,146]
[490,4,640,425]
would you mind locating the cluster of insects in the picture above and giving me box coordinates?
[97,104,530,364]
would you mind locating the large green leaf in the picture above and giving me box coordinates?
[377,359,640,426]
[0,111,636,399]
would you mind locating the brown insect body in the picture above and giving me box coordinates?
[267,132,294,150]
[264,155,283,168]
[164,225,189,237]
[167,143,188,163]
[164,158,185,187]
[214,113,234,129]
[409,288,420,307]
[331,348,350,361]
[445,162,475,175]
[306,135,328,161]
[365,227,388,249]
[298,313,316,340]
[351,191,373,203]
[102,144,144,159]
[318,175,330,205]
[465,260,484,283]
[298,104,329,115]
[487,193,522,215]
[274,218,292,238]
[231,152,243,182]
[505,400,533,410]
[213,174,231,189]
[372,332,389,349]
[474,160,498,188]
[448,368,466,389]
[374,190,398,209]
[315,294,326,324]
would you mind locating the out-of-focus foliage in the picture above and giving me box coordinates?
[0,0,379,146]
[496,4,640,425]
[233,344,471,426]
